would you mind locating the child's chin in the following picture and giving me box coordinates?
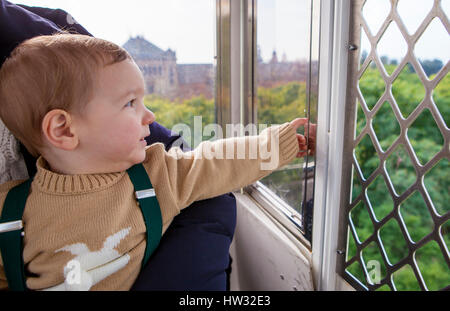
[134,151,147,164]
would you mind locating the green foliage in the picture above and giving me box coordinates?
[385,144,417,196]
[372,101,400,151]
[424,159,450,216]
[433,73,450,126]
[400,192,434,243]
[351,66,449,290]
[391,65,425,118]
[257,81,307,125]
[359,65,385,110]
[144,94,215,148]
[392,265,421,291]
[350,201,374,243]
[355,134,380,179]
[415,241,450,290]
[257,81,308,212]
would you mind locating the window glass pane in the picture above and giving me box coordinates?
[14,0,216,148]
[256,0,313,215]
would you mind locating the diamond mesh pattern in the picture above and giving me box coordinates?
[342,0,449,291]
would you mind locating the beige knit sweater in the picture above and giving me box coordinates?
[0,122,299,291]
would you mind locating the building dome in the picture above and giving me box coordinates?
[122,36,175,61]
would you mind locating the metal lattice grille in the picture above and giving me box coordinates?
[341,0,449,291]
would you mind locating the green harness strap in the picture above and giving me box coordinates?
[0,163,162,291]
[0,178,32,291]
[126,163,163,267]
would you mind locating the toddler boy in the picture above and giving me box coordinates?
[0,33,312,290]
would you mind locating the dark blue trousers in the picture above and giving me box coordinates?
[131,193,236,291]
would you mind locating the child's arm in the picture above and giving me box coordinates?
[143,119,311,216]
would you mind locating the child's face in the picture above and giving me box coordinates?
[74,59,155,171]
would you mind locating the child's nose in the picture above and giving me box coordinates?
[143,107,155,125]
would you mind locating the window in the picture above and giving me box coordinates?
[254,0,318,241]
[14,0,217,149]
[342,0,449,291]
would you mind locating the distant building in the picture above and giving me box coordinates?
[122,36,312,99]
[256,49,310,88]
[122,36,214,99]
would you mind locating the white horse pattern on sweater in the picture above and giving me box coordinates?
[43,227,131,291]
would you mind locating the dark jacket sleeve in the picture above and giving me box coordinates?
[0,0,92,64]
[146,121,191,152]
[1,0,59,64]
[15,3,92,36]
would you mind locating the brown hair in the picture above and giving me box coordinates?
[0,32,132,157]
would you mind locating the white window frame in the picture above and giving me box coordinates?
[228,0,321,250]
[218,0,356,290]
[311,0,352,291]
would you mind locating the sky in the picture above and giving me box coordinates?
[13,0,216,63]
[12,0,450,64]
[257,0,312,62]
[362,0,450,64]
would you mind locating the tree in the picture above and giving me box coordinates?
[420,59,443,77]
[352,64,450,290]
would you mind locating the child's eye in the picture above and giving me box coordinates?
[124,99,135,108]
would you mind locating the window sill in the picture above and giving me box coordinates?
[230,191,314,290]
[244,182,311,251]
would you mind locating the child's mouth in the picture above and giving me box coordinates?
[140,132,150,145]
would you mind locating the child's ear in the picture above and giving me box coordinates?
[42,109,79,151]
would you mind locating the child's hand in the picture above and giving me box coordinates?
[290,118,317,157]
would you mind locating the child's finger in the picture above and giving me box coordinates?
[296,133,306,145]
[307,137,316,155]
[297,134,308,154]
[290,118,309,131]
